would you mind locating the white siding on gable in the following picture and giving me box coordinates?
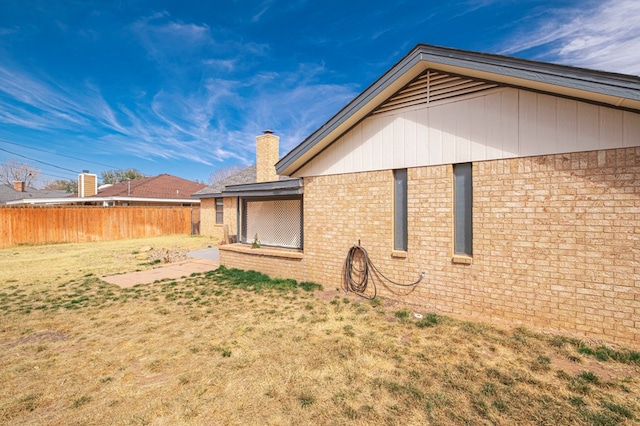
[501,90,520,158]
[455,99,471,163]
[577,102,600,151]
[624,111,640,143]
[296,87,640,177]
[469,96,487,160]
[428,105,443,165]
[415,108,429,165]
[403,109,417,167]
[537,94,558,154]
[557,98,578,153]
[600,107,623,149]
[441,102,457,164]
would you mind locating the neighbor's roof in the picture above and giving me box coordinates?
[0,184,70,204]
[276,44,640,177]
[192,165,293,198]
[96,174,205,199]
[192,165,257,198]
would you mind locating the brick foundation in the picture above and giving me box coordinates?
[219,244,304,282]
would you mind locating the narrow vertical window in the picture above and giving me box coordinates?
[215,198,224,224]
[394,169,407,251]
[454,163,472,256]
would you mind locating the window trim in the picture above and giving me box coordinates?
[453,163,473,257]
[215,198,224,224]
[393,168,408,252]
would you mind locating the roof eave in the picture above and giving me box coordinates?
[276,44,640,177]
[192,192,222,199]
[221,179,303,197]
[6,196,201,205]
[275,46,428,176]
[221,188,303,197]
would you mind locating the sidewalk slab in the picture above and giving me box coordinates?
[187,247,220,262]
[103,259,219,288]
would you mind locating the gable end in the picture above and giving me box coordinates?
[372,70,499,115]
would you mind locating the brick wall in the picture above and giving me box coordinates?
[199,197,238,242]
[223,197,238,240]
[256,132,279,183]
[199,198,222,240]
[219,245,304,282]
[302,147,640,347]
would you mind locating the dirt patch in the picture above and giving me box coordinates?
[550,352,639,382]
[3,330,69,349]
[145,248,189,264]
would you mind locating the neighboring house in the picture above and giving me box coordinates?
[193,131,302,245]
[215,44,640,347]
[7,173,205,207]
[0,181,70,205]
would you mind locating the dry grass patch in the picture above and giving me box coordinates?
[0,235,214,291]
[1,239,639,425]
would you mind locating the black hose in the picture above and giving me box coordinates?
[343,245,424,300]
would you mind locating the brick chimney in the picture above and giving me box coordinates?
[255,130,279,183]
[13,181,25,192]
[78,170,97,197]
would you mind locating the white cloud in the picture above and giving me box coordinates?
[0,56,358,169]
[0,8,359,174]
[0,64,94,129]
[499,0,640,75]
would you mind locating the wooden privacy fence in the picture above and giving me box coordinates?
[0,206,196,248]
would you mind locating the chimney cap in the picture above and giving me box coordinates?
[82,170,90,174]
[263,129,274,135]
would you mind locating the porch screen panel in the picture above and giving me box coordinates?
[243,199,302,248]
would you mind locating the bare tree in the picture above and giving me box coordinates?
[100,168,145,184]
[42,179,78,193]
[0,160,41,187]
[208,165,242,185]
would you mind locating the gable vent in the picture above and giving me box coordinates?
[372,70,499,115]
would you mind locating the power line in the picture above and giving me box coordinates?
[0,138,120,169]
[39,171,77,181]
[0,146,81,174]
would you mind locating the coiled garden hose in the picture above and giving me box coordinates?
[343,245,424,300]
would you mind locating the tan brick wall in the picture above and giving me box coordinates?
[223,197,238,240]
[302,147,640,347]
[199,197,238,241]
[256,133,279,183]
[219,245,304,282]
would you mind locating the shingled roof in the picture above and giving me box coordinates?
[192,166,257,198]
[95,174,205,199]
[0,184,70,205]
[192,165,297,199]
[276,43,640,177]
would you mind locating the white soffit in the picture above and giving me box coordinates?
[427,61,640,111]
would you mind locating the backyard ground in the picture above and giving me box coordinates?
[1,236,639,425]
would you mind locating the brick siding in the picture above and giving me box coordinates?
[199,197,238,242]
[219,245,304,282]
[218,146,639,346]
[300,147,640,347]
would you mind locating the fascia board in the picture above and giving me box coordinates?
[275,48,428,176]
[276,44,640,177]
[220,188,303,197]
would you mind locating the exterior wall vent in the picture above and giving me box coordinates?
[372,70,498,115]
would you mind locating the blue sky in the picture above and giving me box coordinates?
[0,0,638,185]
